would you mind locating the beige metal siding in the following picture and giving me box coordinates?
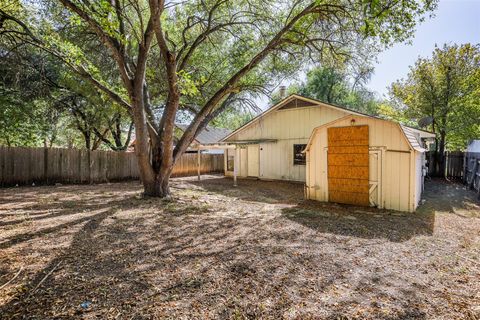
[247,145,260,177]
[306,115,416,212]
[228,105,347,141]
[384,151,411,212]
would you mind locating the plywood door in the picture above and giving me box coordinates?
[247,145,259,177]
[328,125,369,206]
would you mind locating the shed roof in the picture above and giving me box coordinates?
[304,114,429,153]
[400,125,427,152]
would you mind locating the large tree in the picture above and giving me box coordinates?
[390,43,480,175]
[1,0,437,197]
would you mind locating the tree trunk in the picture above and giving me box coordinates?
[142,171,172,197]
[129,81,175,197]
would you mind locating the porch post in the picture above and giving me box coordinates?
[233,146,238,187]
[197,146,201,181]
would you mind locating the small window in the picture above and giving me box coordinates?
[293,144,307,165]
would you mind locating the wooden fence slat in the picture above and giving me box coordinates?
[426,151,465,179]
[0,146,223,186]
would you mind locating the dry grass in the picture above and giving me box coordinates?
[0,176,479,319]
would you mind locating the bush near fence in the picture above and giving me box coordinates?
[0,146,224,187]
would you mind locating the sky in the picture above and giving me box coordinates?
[369,0,480,97]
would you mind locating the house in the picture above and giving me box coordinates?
[220,94,435,212]
[129,125,231,154]
[175,124,231,154]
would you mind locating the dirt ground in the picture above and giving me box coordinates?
[0,176,479,319]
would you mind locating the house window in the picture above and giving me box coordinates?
[293,144,307,165]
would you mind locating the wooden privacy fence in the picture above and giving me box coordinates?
[0,146,224,187]
[426,151,464,179]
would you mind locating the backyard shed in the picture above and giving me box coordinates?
[221,94,435,212]
[304,114,435,212]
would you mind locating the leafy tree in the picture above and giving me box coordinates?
[278,65,379,114]
[1,0,438,197]
[0,22,133,150]
[390,43,480,175]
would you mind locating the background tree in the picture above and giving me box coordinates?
[1,0,438,197]
[287,65,379,114]
[0,18,133,150]
[390,43,480,175]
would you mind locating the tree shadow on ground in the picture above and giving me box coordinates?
[418,178,480,218]
[281,202,436,242]
[186,175,304,205]
[0,194,161,318]
[189,175,436,242]
[1,178,477,318]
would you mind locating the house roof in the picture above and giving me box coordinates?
[401,125,428,152]
[176,124,232,144]
[128,124,231,149]
[221,94,435,142]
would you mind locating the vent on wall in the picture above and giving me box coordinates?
[278,98,317,110]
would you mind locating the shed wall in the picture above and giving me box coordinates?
[306,116,416,212]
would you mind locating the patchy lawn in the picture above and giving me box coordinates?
[0,176,479,319]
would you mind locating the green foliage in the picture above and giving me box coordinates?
[0,0,438,149]
[390,43,480,150]
[211,107,255,130]
[282,65,380,115]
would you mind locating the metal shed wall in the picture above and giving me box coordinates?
[305,115,420,212]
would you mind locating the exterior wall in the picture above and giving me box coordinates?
[225,104,348,181]
[306,115,418,212]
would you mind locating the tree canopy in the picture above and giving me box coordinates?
[277,65,379,114]
[390,43,480,151]
[0,0,438,196]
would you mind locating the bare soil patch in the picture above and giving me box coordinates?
[0,176,479,319]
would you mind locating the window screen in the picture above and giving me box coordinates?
[293,144,307,165]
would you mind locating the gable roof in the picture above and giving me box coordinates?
[221,94,435,142]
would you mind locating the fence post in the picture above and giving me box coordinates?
[43,147,48,184]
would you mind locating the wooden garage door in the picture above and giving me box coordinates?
[328,125,369,206]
